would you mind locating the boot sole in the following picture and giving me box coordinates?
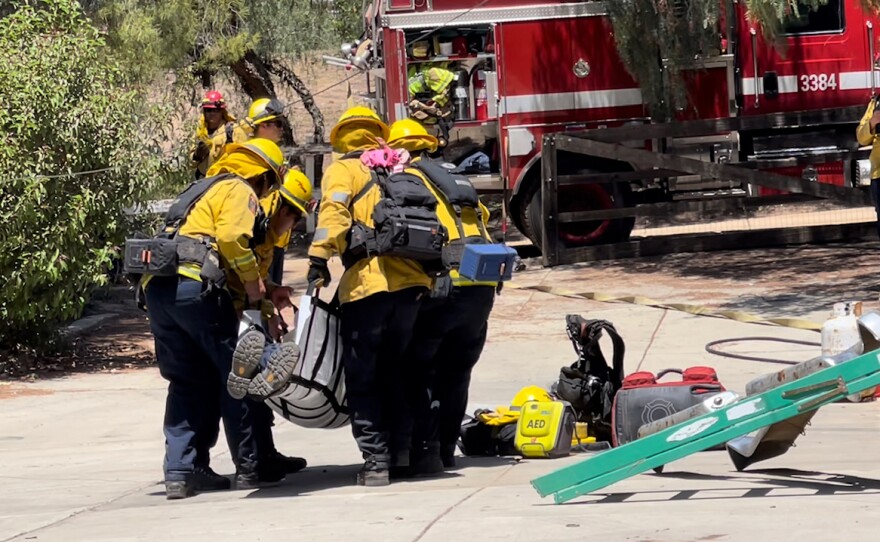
[357,472,390,487]
[165,481,194,499]
[247,342,301,399]
[227,330,265,399]
[235,477,285,490]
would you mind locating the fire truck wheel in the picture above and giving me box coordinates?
[522,177,634,249]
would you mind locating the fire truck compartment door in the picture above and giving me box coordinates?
[495,20,576,123]
[568,16,643,119]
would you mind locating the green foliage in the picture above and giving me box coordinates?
[85,0,361,84]
[0,0,176,349]
[331,0,367,43]
[743,0,827,39]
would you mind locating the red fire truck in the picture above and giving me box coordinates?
[333,0,877,250]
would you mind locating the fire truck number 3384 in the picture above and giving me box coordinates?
[800,73,838,91]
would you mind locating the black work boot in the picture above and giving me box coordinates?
[165,479,195,500]
[227,329,265,399]
[412,441,444,478]
[235,468,285,489]
[268,451,308,474]
[356,454,390,487]
[440,443,457,469]
[192,466,231,491]
[388,447,412,480]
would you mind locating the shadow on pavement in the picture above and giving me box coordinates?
[239,455,518,497]
[558,467,880,506]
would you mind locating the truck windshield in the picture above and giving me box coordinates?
[783,0,844,35]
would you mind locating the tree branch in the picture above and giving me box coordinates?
[265,58,325,145]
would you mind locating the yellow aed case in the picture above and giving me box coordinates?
[515,400,576,458]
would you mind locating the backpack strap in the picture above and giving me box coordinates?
[163,173,235,238]
[585,320,626,389]
[350,171,380,208]
[450,204,468,241]
[473,204,491,242]
[341,150,365,161]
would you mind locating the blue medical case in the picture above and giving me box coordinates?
[458,244,518,282]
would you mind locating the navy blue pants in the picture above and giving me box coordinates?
[340,287,426,460]
[406,286,496,453]
[145,276,259,480]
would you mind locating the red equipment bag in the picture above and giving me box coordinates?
[611,367,725,447]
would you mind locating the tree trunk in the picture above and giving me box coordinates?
[230,50,277,99]
[229,51,299,146]
[266,59,326,145]
[195,69,213,90]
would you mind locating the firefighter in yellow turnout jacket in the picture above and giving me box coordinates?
[856,97,880,237]
[223,169,314,478]
[190,90,250,179]
[245,97,293,287]
[142,138,287,499]
[307,107,432,487]
[388,119,498,476]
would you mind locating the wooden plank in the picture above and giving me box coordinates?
[541,136,560,267]
[569,106,865,143]
[557,194,823,222]
[559,197,752,222]
[739,149,871,170]
[558,169,684,186]
[555,136,873,206]
[281,143,333,155]
[557,151,870,187]
[552,221,877,265]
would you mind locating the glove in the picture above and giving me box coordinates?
[307,256,331,287]
[192,141,210,163]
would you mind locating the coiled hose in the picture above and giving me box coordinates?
[704,337,821,365]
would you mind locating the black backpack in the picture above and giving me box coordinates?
[341,154,449,277]
[123,173,234,281]
[410,159,492,269]
[554,316,626,441]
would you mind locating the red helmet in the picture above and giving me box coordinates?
[201,90,226,110]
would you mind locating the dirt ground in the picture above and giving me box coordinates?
[0,285,155,386]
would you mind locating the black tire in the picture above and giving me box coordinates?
[520,171,635,250]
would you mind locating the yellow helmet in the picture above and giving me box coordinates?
[329,106,390,148]
[248,98,285,126]
[225,137,285,185]
[279,169,313,215]
[388,118,439,153]
[510,385,553,409]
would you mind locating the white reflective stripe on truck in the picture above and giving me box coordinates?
[502,88,643,115]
